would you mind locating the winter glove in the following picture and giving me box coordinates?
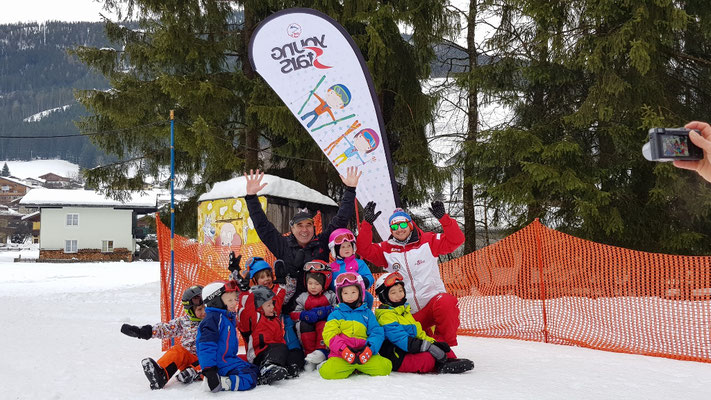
[202,366,222,393]
[120,324,152,340]
[227,252,242,273]
[313,305,334,320]
[273,259,287,285]
[432,341,451,354]
[407,337,429,353]
[300,309,320,324]
[362,201,382,224]
[428,344,447,362]
[357,346,373,364]
[227,253,250,291]
[340,346,357,364]
[429,200,446,219]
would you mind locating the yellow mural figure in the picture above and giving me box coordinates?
[197,197,268,246]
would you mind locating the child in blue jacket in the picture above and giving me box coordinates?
[197,280,259,392]
[327,228,375,308]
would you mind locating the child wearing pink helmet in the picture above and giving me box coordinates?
[319,272,392,379]
[327,228,375,308]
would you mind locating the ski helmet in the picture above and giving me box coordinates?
[328,228,356,258]
[251,285,275,309]
[303,260,333,290]
[334,272,366,305]
[375,272,407,307]
[247,257,273,281]
[202,280,238,310]
[181,285,204,321]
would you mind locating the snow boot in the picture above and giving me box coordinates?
[258,363,287,385]
[141,357,169,390]
[176,367,201,384]
[437,358,474,374]
[304,350,327,372]
[285,363,301,379]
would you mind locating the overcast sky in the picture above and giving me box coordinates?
[0,0,121,24]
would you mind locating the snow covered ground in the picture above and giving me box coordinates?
[2,254,710,399]
[1,159,80,180]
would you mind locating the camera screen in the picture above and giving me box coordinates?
[661,135,690,157]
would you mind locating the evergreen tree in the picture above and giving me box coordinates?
[470,0,711,254]
[72,1,455,236]
[1,163,9,177]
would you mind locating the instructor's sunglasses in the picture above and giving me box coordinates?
[390,222,410,231]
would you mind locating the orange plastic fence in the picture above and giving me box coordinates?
[157,216,711,363]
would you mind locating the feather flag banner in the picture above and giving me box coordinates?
[249,8,399,239]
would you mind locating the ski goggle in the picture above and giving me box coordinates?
[390,222,410,231]
[332,232,355,245]
[383,272,404,287]
[223,280,240,292]
[335,272,359,287]
[303,260,329,272]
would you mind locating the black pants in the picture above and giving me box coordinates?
[253,343,304,369]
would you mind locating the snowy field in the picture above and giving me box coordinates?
[2,252,710,399]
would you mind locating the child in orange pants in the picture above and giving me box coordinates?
[120,285,206,389]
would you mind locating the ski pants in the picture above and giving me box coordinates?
[299,320,327,356]
[253,343,303,369]
[379,340,437,373]
[412,292,460,347]
[157,343,199,378]
[318,354,392,379]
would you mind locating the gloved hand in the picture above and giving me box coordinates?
[202,366,222,393]
[313,305,334,320]
[227,252,242,273]
[341,346,357,364]
[300,309,320,324]
[273,259,287,285]
[357,346,372,364]
[120,324,152,340]
[429,200,446,219]
[432,341,451,354]
[407,337,428,353]
[362,201,382,224]
[227,253,249,291]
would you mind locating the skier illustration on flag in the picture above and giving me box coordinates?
[299,77,354,130]
[331,128,380,167]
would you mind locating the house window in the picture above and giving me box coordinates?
[102,240,114,253]
[1,185,9,192]
[66,214,79,226]
[65,240,77,253]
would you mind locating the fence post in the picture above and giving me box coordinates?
[534,218,549,343]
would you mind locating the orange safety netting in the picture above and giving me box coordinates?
[157,216,711,363]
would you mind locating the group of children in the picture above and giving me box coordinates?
[121,222,473,392]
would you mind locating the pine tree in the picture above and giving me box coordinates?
[1,163,10,177]
[72,1,455,236]
[469,0,711,253]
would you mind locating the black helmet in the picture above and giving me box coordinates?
[181,285,204,321]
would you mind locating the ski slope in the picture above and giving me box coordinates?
[2,252,709,399]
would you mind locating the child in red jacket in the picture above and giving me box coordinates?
[246,285,301,385]
[289,260,338,370]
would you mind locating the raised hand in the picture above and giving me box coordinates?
[244,169,268,195]
[362,201,382,224]
[339,166,362,188]
[429,200,446,219]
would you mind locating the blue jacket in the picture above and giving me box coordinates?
[329,257,374,290]
[197,307,258,391]
[323,302,385,354]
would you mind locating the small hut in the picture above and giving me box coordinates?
[197,175,339,246]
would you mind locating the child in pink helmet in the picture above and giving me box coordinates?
[327,228,375,308]
[319,272,392,379]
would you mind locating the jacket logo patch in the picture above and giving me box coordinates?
[415,259,425,266]
[392,263,401,271]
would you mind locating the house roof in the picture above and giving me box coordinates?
[0,176,32,188]
[21,210,40,220]
[39,173,70,182]
[198,174,337,206]
[19,188,159,209]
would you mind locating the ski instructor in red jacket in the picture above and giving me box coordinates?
[356,201,464,348]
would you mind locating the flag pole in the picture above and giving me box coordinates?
[169,110,176,344]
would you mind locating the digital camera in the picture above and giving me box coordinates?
[642,128,703,162]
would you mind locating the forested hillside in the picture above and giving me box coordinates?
[0,22,113,167]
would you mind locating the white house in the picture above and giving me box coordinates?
[19,189,158,261]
